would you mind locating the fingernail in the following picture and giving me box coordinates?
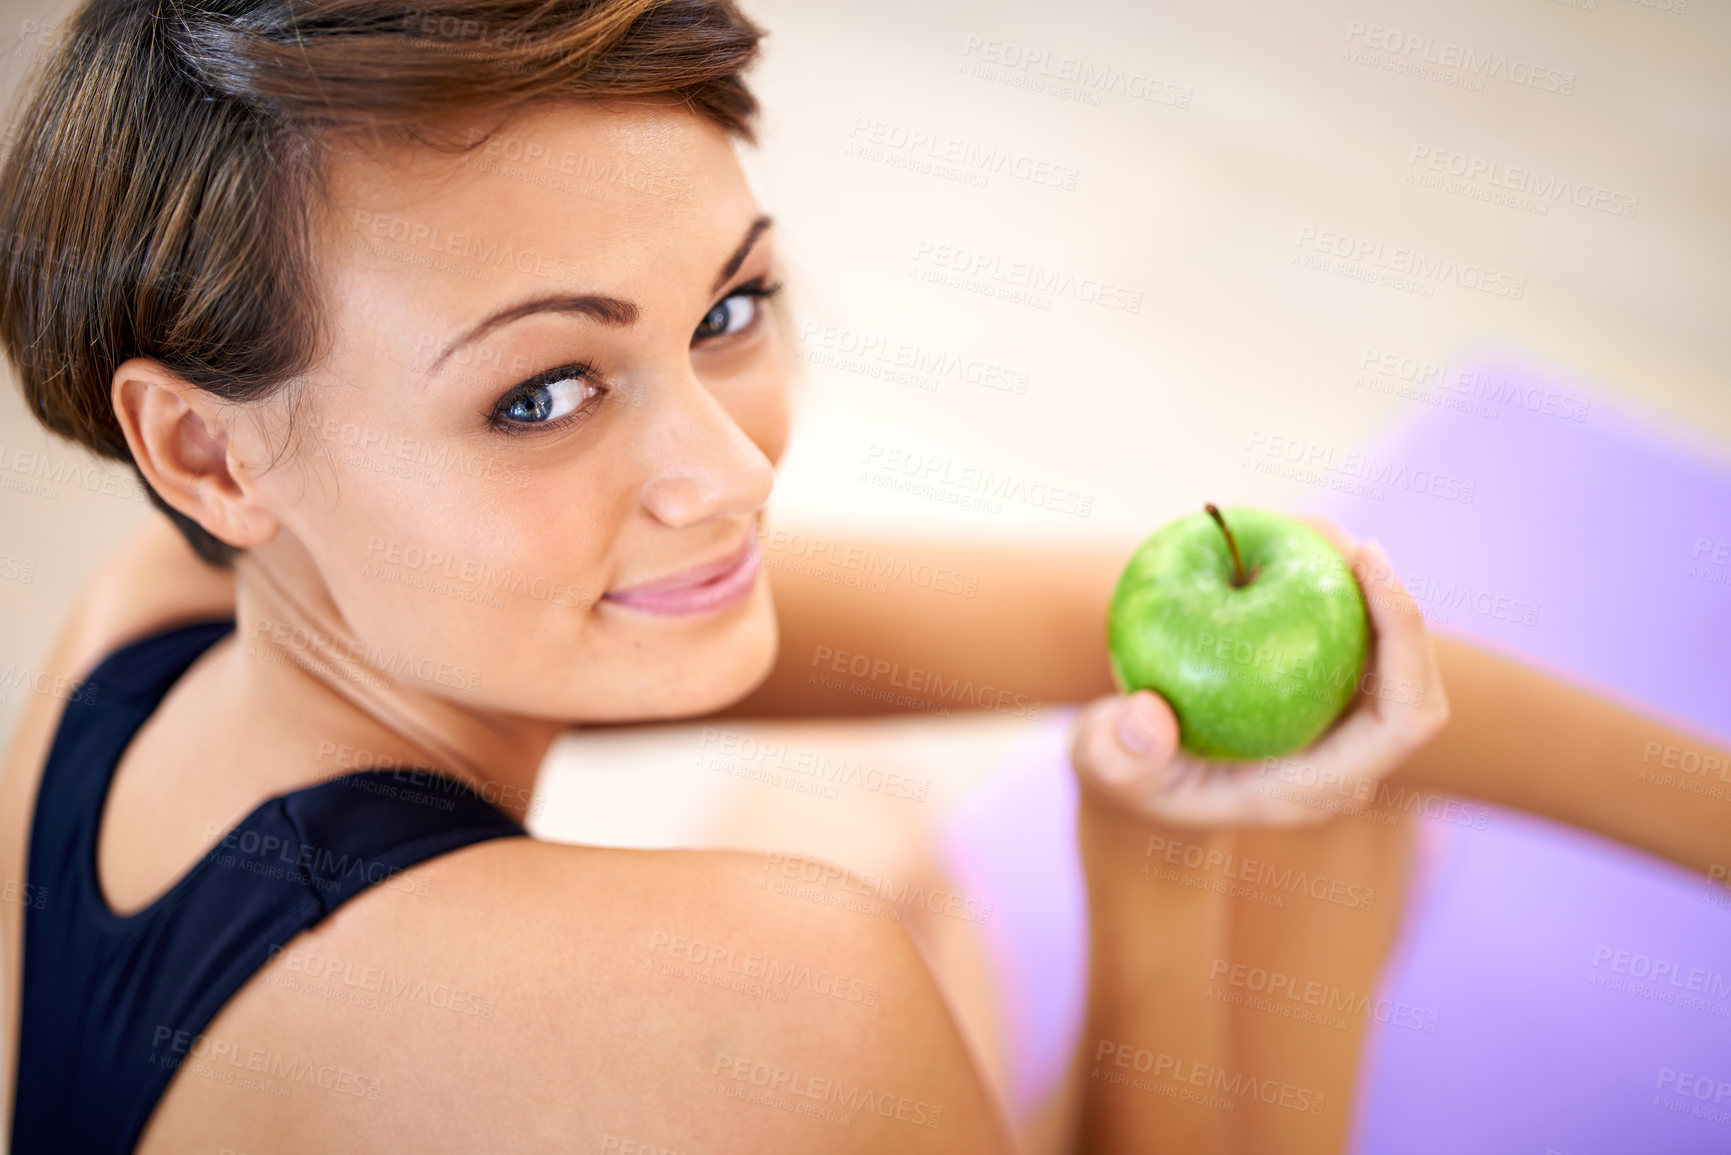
[1116,694,1160,756]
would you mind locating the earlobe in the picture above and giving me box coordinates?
[111,357,281,551]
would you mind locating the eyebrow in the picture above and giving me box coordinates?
[711,214,774,294]
[427,213,775,377]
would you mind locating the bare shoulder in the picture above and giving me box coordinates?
[136,837,1013,1154]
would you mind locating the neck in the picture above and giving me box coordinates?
[228,542,560,824]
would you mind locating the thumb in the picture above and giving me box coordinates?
[1071,690,1181,800]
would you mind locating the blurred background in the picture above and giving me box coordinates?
[1,1,1728,1152]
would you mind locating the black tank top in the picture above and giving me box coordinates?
[10,618,529,1153]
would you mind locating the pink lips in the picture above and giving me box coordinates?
[602,538,762,616]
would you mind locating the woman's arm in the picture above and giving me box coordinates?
[1395,636,1730,878]
[1065,532,1450,1154]
[718,533,1126,719]
[729,531,1731,876]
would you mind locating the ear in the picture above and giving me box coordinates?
[111,357,282,552]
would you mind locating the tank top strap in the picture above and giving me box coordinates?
[11,618,529,1155]
[23,617,238,892]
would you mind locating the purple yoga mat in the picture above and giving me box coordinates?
[940,707,1087,1112]
[1306,355,1731,1155]
[938,353,1731,1150]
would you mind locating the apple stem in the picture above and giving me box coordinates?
[1205,503,1251,588]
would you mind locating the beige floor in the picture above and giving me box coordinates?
[0,0,1725,891]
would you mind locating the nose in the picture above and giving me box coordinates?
[635,371,775,529]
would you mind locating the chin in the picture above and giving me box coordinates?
[575,582,781,724]
[672,585,781,717]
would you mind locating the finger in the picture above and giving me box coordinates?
[1069,691,1180,803]
[1069,692,1344,828]
[1352,539,1447,729]
[1291,514,1358,560]
[1145,757,1335,827]
[1220,750,1370,825]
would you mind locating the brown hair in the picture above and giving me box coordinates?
[0,0,762,563]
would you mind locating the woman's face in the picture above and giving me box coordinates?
[242,101,789,723]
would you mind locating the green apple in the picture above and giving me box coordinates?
[1106,505,1368,760]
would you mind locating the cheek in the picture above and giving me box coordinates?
[747,378,791,468]
[709,331,791,468]
[257,424,630,692]
[326,482,625,713]
[339,465,618,603]
[261,388,611,581]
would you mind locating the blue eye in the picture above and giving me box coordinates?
[696,294,756,339]
[694,280,782,341]
[503,377,587,423]
[489,365,600,434]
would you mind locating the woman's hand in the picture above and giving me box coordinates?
[1069,518,1450,827]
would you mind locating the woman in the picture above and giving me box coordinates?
[0,1,1719,1152]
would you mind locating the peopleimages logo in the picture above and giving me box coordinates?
[1093,1039,1326,1116]
[911,240,1144,313]
[798,322,1031,397]
[149,1025,383,1100]
[810,644,1042,721]
[1356,350,1591,423]
[957,35,1193,109]
[648,929,880,1006]
[1409,146,1639,219]
[0,443,150,503]
[1243,431,1477,505]
[761,853,994,926]
[862,443,1094,518]
[459,127,695,202]
[757,525,982,599]
[249,617,483,695]
[1206,958,1441,1033]
[1143,835,1377,911]
[1591,946,1731,1003]
[1294,228,1525,300]
[699,727,932,803]
[712,1051,944,1129]
[847,117,1081,191]
[362,537,597,609]
[201,822,432,898]
[1343,22,1576,94]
